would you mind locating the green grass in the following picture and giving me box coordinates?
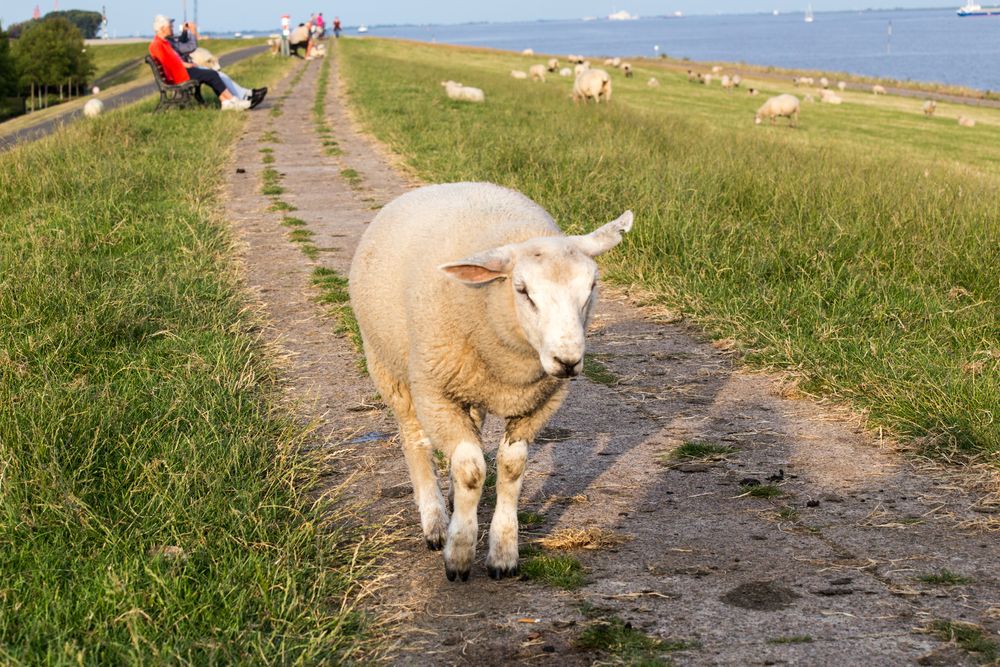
[519,546,585,589]
[339,38,1000,465]
[917,569,974,586]
[517,510,546,527]
[311,268,365,364]
[340,168,362,186]
[268,199,297,212]
[767,635,814,645]
[261,166,284,195]
[741,484,784,499]
[89,38,264,88]
[0,53,386,663]
[281,215,308,227]
[669,442,737,461]
[582,354,619,386]
[576,613,697,665]
[927,621,998,663]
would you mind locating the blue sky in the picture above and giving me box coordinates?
[3,1,951,36]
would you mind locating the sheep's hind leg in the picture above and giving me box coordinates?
[366,355,449,550]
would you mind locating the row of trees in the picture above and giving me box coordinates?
[0,16,95,118]
[7,10,105,40]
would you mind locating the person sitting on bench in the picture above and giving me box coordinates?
[168,18,266,109]
[149,14,250,111]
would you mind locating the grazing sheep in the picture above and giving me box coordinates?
[720,75,733,92]
[190,47,220,70]
[612,57,622,68]
[647,77,660,87]
[559,67,573,77]
[567,54,586,64]
[622,63,633,78]
[837,80,847,91]
[755,93,800,126]
[819,90,843,104]
[603,58,615,67]
[573,62,589,77]
[349,182,633,581]
[731,74,742,87]
[748,88,760,96]
[687,69,697,82]
[522,48,534,56]
[711,65,723,74]
[529,64,547,82]
[793,77,802,87]
[819,76,830,89]
[573,68,612,103]
[872,84,887,95]
[547,58,559,72]
[441,80,485,103]
[511,70,528,80]
[923,99,937,116]
[83,98,104,118]
[703,73,713,86]
[958,115,976,127]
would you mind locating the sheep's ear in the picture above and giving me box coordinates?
[439,247,513,285]
[571,210,634,257]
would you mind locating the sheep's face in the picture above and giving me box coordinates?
[754,114,763,125]
[440,211,634,379]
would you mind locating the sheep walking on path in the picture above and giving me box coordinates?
[349,183,634,582]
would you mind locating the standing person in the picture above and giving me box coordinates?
[333,16,342,39]
[148,14,250,110]
[280,14,291,56]
[315,12,325,39]
[167,19,267,109]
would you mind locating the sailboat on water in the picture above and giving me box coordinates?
[804,4,815,22]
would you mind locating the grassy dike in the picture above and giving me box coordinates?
[0,55,384,663]
[338,38,999,460]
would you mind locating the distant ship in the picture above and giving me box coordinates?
[608,10,638,21]
[957,3,1000,15]
[804,5,814,22]
[357,25,369,33]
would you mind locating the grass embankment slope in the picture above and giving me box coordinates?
[339,38,999,462]
[0,55,384,663]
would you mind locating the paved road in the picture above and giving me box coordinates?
[0,44,269,152]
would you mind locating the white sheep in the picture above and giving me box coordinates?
[529,64,546,82]
[687,69,697,82]
[611,57,622,68]
[603,58,614,67]
[748,88,760,96]
[559,67,573,77]
[511,70,528,80]
[622,62,632,78]
[720,74,733,92]
[573,62,589,77]
[521,48,534,56]
[349,182,633,581]
[837,80,847,91]
[819,89,843,104]
[958,115,976,127]
[872,84,886,95]
[711,65,723,73]
[731,74,742,87]
[547,58,559,72]
[573,68,612,103]
[83,98,104,118]
[703,73,713,86]
[91,85,100,95]
[190,47,220,70]
[647,77,659,87]
[441,80,485,103]
[819,76,830,89]
[923,99,937,116]
[755,93,800,126]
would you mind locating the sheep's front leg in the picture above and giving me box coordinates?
[486,436,527,579]
[445,439,486,581]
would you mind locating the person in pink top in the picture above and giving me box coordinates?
[315,12,326,38]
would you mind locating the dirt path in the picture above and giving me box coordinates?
[225,53,1000,666]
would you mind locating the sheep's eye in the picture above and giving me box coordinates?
[516,285,536,309]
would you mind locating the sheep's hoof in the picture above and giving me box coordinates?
[445,565,470,582]
[486,564,519,580]
[426,536,444,551]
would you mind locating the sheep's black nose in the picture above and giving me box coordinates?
[554,357,581,378]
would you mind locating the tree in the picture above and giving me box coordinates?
[0,23,17,98]
[13,17,94,109]
[45,10,103,39]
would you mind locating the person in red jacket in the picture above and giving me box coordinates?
[149,14,250,111]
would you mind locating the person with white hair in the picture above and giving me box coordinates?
[166,18,266,109]
[148,14,250,110]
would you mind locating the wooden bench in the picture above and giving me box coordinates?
[144,55,206,112]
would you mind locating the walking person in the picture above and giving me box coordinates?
[333,16,342,39]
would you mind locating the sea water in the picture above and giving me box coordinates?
[369,9,1000,92]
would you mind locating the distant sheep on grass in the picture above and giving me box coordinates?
[441,80,485,103]
[573,68,612,104]
[872,84,887,95]
[647,77,659,87]
[923,100,937,116]
[755,93,799,126]
[83,98,104,118]
[529,64,546,82]
[958,115,976,127]
[547,58,559,72]
[511,70,528,80]
[559,67,573,77]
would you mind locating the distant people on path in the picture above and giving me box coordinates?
[333,17,342,39]
[167,18,267,109]
[289,21,313,58]
[315,13,326,38]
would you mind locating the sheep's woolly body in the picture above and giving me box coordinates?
[529,64,546,82]
[441,80,485,103]
[573,68,612,103]
[83,98,104,118]
[755,93,800,125]
[190,47,220,70]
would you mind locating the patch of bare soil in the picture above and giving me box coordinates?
[225,53,1000,666]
